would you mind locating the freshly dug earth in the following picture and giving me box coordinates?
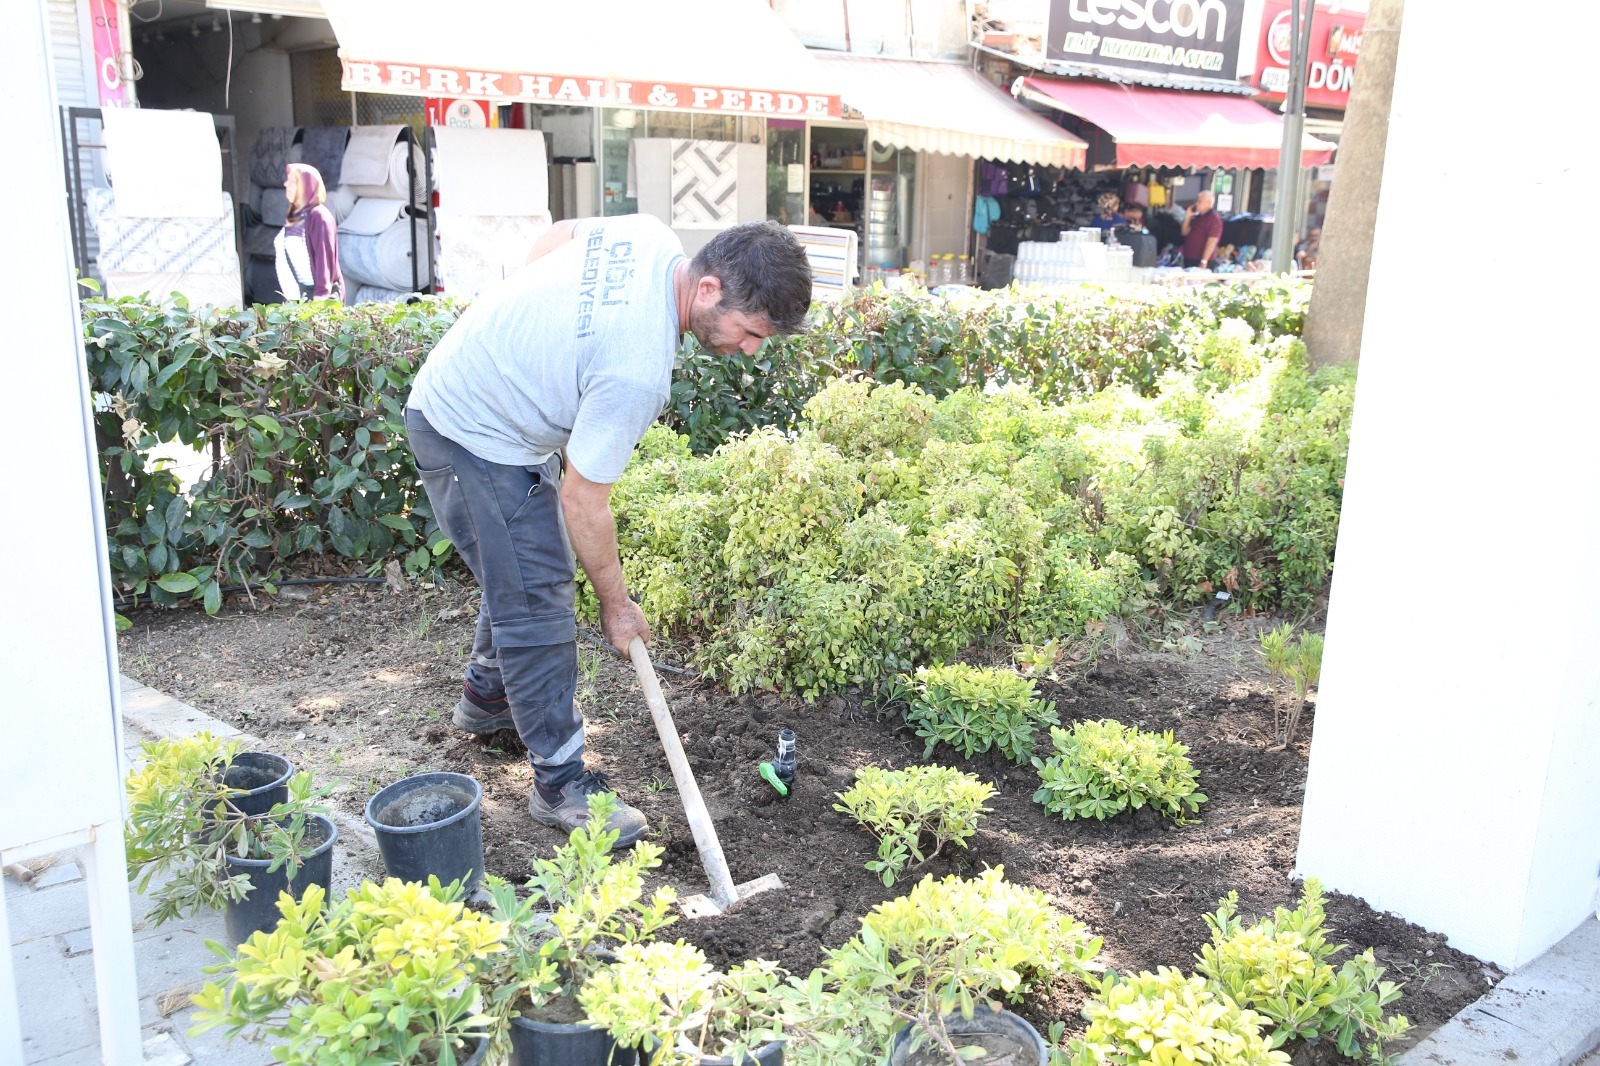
[120,580,1497,1054]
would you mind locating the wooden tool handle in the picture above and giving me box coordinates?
[628,637,738,908]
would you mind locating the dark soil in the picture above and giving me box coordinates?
[119,580,1498,1055]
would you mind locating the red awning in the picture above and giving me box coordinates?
[1016,76,1335,170]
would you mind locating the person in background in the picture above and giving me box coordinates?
[274,162,342,301]
[1089,191,1125,230]
[1121,202,1148,233]
[1181,190,1224,270]
[1295,226,1323,271]
[406,218,813,845]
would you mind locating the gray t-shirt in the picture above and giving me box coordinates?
[409,214,685,482]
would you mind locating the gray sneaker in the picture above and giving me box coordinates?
[529,770,649,848]
[452,686,514,734]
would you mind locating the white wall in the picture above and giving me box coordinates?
[3,0,126,856]
[1294,0,1598,970]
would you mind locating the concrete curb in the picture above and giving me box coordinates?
[1396,914,1600,1065]
[119,675,384,892]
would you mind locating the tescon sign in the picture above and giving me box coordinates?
[1047,0,1246,80]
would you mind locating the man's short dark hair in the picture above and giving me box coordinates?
[690,221,813,335]
[1123,203,1145,217]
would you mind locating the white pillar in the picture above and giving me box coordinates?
[1295,2,1598,969]
[0,1,144,1060]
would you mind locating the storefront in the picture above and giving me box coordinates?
[1251,0,1366,258]
[802,54,1085,284]
[968,0,1336,273]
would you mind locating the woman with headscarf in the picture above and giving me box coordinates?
[274,162,343,301]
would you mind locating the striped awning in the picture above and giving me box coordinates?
[815,54,1086,168]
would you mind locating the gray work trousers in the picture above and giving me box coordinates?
[405,406,585,788]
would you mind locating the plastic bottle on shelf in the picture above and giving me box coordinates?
[955,254,971,284]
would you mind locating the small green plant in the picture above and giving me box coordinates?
[892,664,1059,764]
[578,940,784,1066]
[1063,967,1290,1065]
[1032,719,1206,824]
[789,868,1102,1066]
[190,878,504,1065]
[1196,879,1411,1063]
[1258,625,1324,747]
[482,793,678,1025]
[1258,623,1294,684]
[123,733,330,925]
[833,765,997,886]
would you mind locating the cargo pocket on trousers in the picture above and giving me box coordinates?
[416,463,480,553]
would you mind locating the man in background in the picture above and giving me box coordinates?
[1181,190,1224,270]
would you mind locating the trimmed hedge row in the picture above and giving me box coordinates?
[615,329,1352,697]
[84,280,1314,624]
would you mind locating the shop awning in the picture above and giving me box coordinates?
[1016,76,1335,169]
[814,55,1086,168]
[321,0,842,119]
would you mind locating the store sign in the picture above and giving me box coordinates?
[426,98,490,127]
[1046,0,1247,80]
[1254,0,1364,109]
[343,58,842,118]
[90,0,129,108]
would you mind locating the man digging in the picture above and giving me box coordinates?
[405,216,813,846]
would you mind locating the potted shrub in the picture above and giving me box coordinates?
[483,793,678,1066]
[784,868,1102,1066]
[124,733,335,942]
[579,940,785,1066]
[189,878,503,1065]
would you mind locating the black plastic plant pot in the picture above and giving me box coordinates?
[458,1032,489,1066]
[887,1006,1045,1066]
[219,751,294,816]
[221,813,337,945]
[509,1015,638,1066]
[364,771,485,891]
[699,1040,784,1066]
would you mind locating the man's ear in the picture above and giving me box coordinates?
[695,274,723,306]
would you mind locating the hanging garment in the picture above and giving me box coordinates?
[978,160,1009,198]
[669,140,740,227]
[973,195,1001,235]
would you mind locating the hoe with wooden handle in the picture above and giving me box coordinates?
[627,636,783,917]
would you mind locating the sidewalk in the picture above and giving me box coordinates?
[6,678,383,1065]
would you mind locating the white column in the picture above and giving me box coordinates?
[0,0,144,1060]
[1295,2,1598,969]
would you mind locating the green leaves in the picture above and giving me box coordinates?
[1032,719,1207,825]
[155,572,200,593]
[85,293,464,611]
[795,868,1102,1065]
[189,878,504,1064]
[1195,880,1412,1063]
[894,664,1058,764]
[123,734,332,926]
[834,765,997,886]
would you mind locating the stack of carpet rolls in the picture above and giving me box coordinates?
[338,126,433,302]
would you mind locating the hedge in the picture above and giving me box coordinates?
[617,328,1352,697]
[84,280,1316,627]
